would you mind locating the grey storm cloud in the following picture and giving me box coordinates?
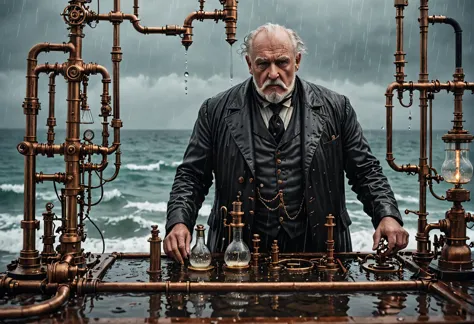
[0,0,473,131]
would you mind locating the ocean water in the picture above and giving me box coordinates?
[0,128,472,260]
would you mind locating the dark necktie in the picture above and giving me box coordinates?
[268,103,285,143]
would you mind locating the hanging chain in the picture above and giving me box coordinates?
[256,188,305,220]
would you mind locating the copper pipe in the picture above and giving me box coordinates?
[35,172,67,184]
[423,222,441,237]
[412,0,431,266]
[41,203,57,262]
[325,214,337,269]
[429,281,474,314]
[394,0,408,83]
[147,225,162,275]
[34,143,63,157]
[0,285,70,319]
[113,252,151,259]
[428,16,463,68]
[59,25,84,266]
[10,42,74,279]
[47,72,57,145]
[96,280,427,294]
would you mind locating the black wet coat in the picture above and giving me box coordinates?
[166,77,402,252]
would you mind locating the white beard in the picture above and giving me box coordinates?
[253,76,296,104]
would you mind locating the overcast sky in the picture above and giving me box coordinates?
[0,0,472,131]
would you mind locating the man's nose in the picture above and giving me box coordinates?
[268,63,279,80]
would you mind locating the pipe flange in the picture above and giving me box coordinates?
[62,5,87,26]
[66,65,82,81]
[67,145,76,155]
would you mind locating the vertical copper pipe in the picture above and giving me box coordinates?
[325,214,336,269]
[147,226,162,275]
[394,0,408,83]
[413,0,431,266]
[133,0,139,17]
[47,72,57,145]
[60,25,84,266]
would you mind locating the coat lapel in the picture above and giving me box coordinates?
[224,85,256,178]
[300,82,327,179]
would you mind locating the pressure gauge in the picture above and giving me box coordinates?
[83,129,95,142]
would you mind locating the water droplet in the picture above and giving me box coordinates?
[408,126,411,130]
[408,116,412,120]
[185,87,188,90]
[185,79,187,83]
[184,72,189,77]
[381,126,385,130]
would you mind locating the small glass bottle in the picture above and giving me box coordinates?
[190,224,212,268]
[224,197,251,267]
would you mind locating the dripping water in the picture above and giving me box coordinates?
[408,109,412,130]
[184,49,188,95]
[230,44,234,86]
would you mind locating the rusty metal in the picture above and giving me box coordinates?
[147,225,162,275]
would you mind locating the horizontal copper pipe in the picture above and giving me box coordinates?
[97,280,426,293]
[34,63,65,76]
[28,42,75,61]
[183,10,225,27]
[35,172,67,184]
[113,252,151,259]
[111,252,372,260]
[0,285,69,318]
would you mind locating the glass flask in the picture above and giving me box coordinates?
[190,224,212,268]
[441,142,473,184]
[224,197,251,267]
[224,227,251,267]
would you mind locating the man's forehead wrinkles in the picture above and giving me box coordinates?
[254,54,291,63]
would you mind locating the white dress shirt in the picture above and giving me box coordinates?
[258,97,293,130]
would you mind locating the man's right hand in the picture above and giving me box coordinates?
[163,223,191,264]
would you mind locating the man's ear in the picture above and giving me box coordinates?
[295,52,302,70]
[245,55,253,75]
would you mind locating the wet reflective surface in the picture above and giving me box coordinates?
[1,256,473,322]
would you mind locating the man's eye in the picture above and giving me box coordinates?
[258,62,269,68]
[278,61,289,66]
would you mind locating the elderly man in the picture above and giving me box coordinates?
[164,23,409,264]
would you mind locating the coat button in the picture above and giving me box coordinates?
[278,180,283,184]
[249,210,254,215]
[248,196,254,201]
[249,178,254,183]
[238,176,244,183]
[277,169,281,175]
[276,150,281,156]
[279,217,284,223]
[276,159,282,164]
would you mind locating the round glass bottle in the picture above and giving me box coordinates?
[190,224,212,268]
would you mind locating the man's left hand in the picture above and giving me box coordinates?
[372,217,409,254]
